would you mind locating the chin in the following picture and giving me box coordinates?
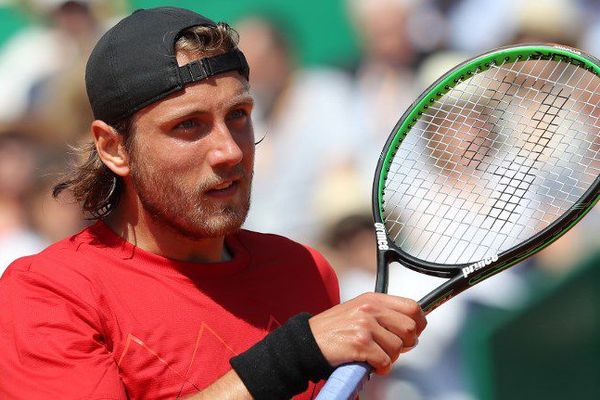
[137,180,251,239]
[202,214,246,237]
[177,204,250,239]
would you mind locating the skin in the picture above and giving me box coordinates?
[93,50,426,398]
[95,51,255,263]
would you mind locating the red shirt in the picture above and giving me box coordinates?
[0,221,340,399]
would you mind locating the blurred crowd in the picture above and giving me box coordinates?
[0,0,599,399]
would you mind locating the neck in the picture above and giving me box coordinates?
[103,198,228,264]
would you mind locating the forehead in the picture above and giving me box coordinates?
[135,71,251,123]
[175,49,251,93]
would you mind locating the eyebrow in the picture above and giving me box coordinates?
[160,92,254,123]
[225,93,254,109]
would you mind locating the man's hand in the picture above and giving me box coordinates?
[309,293,427,375]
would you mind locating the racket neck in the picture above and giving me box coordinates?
[374,251,390,293]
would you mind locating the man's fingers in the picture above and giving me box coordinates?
[356,293,427,336]
[350,313,418,371]
[309,292,429,372]
[382,296,427,334]
[357,339,393,376]
[356,293,427,335]
[400,337,418,353]
[369,321,405,363]
[375,311,420,348]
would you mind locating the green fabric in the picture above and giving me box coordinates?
[0,6,29,49]
[462,250,600,400]
[130,0,358,66]
[0,1,358,66]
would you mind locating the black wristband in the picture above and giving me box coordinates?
[230,312,333,400]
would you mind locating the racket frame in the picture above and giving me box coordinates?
[317,43,600,400]
[372,43,600,312]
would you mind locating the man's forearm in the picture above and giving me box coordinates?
[183,369,253,400]
[185,312,332,400]
[184,296,426,400]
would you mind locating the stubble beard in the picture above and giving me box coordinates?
[129,157,252,240]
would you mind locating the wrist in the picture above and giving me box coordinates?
[230,312,333,400]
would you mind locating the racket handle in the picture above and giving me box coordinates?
[315,362,371,400]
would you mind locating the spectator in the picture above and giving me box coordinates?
[237,15,355,244]
[346,0,420,198]
[0,131,47,273]
[0,0,100,127]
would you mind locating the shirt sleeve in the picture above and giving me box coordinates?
[0,261,127,400]
[305,246,341,307]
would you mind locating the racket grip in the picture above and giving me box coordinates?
[315,362,371,400]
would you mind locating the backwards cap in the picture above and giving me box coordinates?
[85,7,249,124]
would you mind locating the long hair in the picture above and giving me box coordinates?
[52,22,240,218]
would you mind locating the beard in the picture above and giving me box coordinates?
[129,155,252,240]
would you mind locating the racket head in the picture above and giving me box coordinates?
[319,43,600,400]
[372,43,600,305]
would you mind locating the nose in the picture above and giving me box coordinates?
[206,124,244,168]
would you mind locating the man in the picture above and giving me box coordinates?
[0,7,426,399]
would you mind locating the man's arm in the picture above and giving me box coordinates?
[184,370,252,400]
[0,265,129,400]
[184,293,426,399]
[2,263,424,400]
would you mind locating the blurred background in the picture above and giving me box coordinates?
[0,0,598,399]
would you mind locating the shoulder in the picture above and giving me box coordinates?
[0,223,127,328]
[236,229,328,266]
[1,225,103,297]
[3,237,76,276]
[235,229,307,250]
[235,229,340,304]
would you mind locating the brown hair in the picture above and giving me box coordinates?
[53,22,240,218]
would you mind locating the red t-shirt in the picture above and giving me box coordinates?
[0,221,340,399]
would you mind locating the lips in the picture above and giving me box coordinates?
[205,178,241,197]
[212,181,234,190]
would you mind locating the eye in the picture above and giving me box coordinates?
[174,119,198,130]
[169,118,209,140]
[226,109,249,122]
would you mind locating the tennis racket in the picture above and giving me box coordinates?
[316,43,600,400]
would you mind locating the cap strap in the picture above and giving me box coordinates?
[179,49,249,84]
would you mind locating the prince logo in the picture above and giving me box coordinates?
[461,254,499,278]
[374,223,389,251]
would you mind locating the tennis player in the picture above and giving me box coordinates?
[0,7,426,399]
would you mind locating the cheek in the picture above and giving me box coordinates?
[148,136,208,170]
[239,124,255,169]
[238,144,255,178]
[131,128,254,180]
[243,140,255,168]
[132,147,205,191]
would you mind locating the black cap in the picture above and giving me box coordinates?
[85,7,249,124]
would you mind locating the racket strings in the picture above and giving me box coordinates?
[383,55,600,265]
[385,57,541,259]
[461,61,588,251]
[486,86,570,232]
[464,61,589,253]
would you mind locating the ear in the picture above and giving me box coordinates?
[91,120,131,177]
